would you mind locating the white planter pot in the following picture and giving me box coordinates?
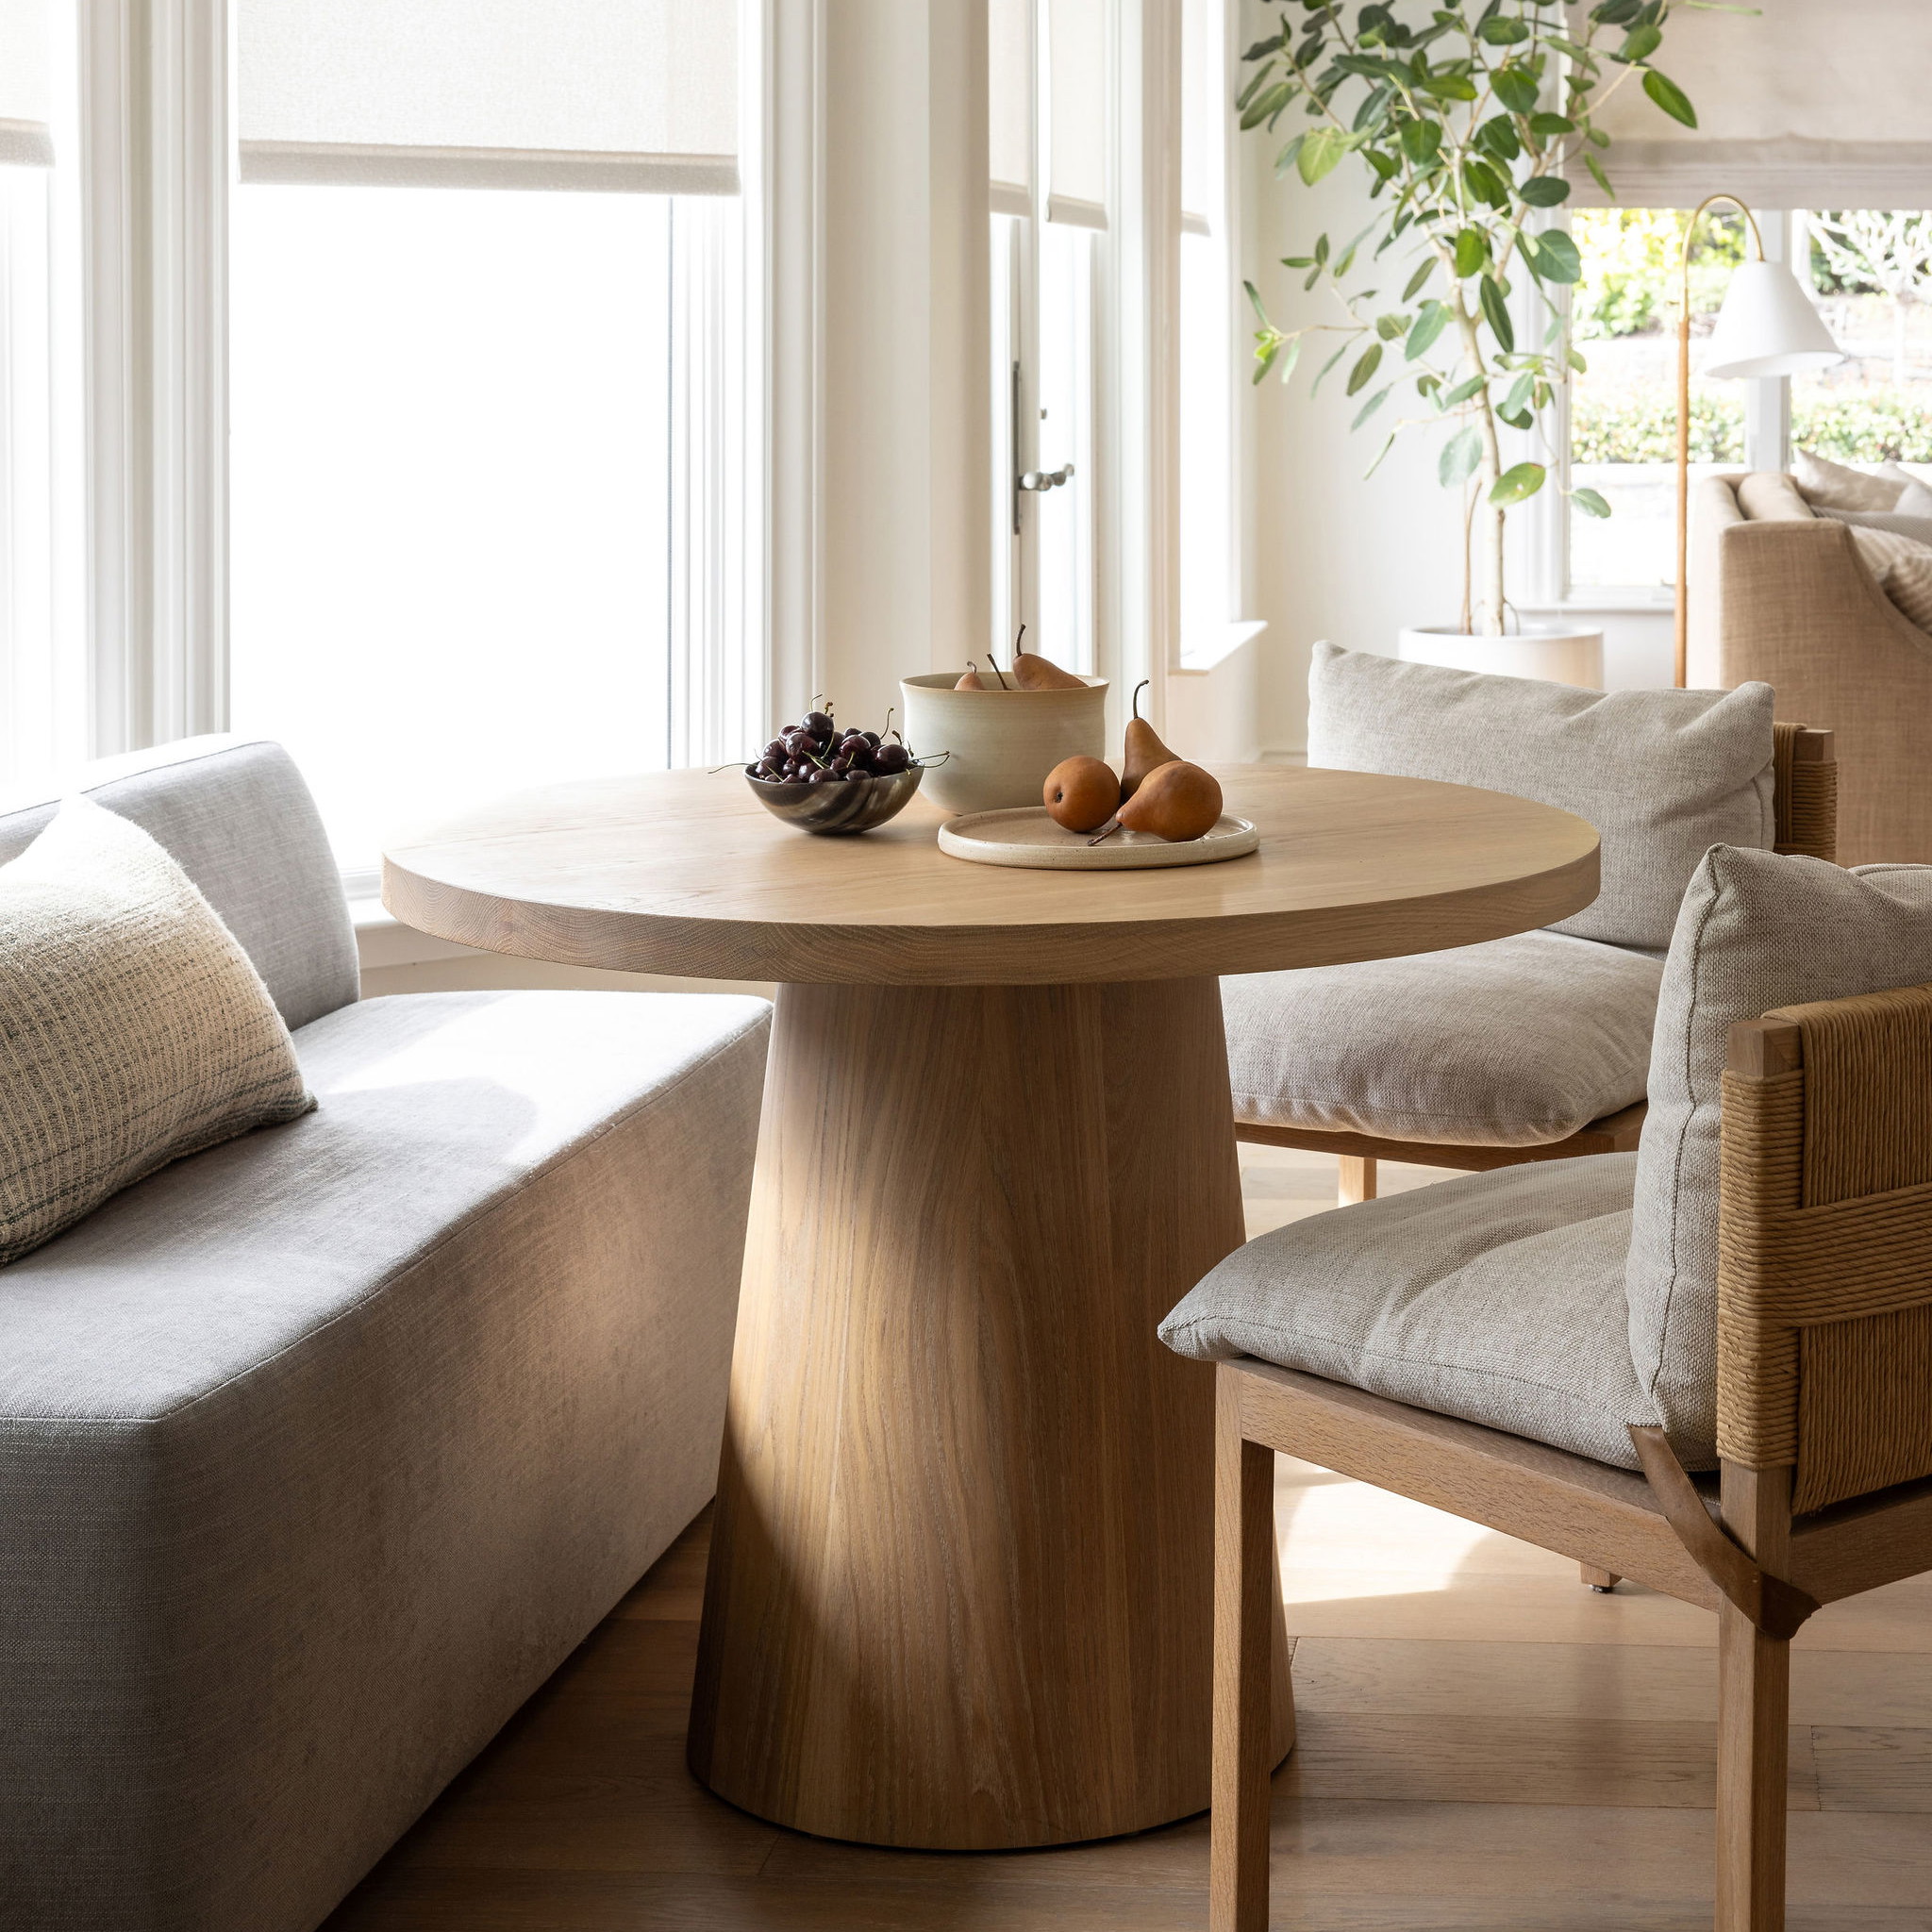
[900,672,1109,815]
[1397,624,1605,689]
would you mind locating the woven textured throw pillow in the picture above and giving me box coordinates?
[1794,448,1907,513]
[1848,524,1932,632]
[0,795,315,1265]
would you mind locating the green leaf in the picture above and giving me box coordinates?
[1519,175,1571,207]
[1453,227,1489,277]
[1298,125,1350,181]
[1474,115,1521,163]
[1504,372,1535,416]
[1345,341,1384,396]
[1615,24,1663,63]
[1584,151,1615,199]
[1642,68,1698,127]
[1439,425,1483,488]
[1375,310,1408,341]
[1571,486,1612,518]
[1442,374,1487,407]
[1402,258,1435,301]
[1591,0,1641,23]
[1419,72,1479,102]
[1497,407,1532,430]
[1310,339,1352,396]
[1274,132,1307,177]
[1313,232,1330,266]
[1532,227,1582,283]
[1240,80,1293,131]
[1489,460,1547,505]
[1479,273,1515,352]
[1405,299,1449,360]
[1397,118,1442,164]
[1476,14,1530,42]
[1364,432,1399,479]
[1234,62,1276,113]
[1243,278,1270,324]
[1463,158,1510,209]
[1352,383,1393,429]
[1529,112,1574,136]
[1492,68,1540,115]
[1566,345,1589,374]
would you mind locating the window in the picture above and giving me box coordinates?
[226,0,752,882]
[1791,210,1932,468]
[989,0,1102,675]
[0,0,83,793]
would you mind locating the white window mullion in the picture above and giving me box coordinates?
[80,0,225,756]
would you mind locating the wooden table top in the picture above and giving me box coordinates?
[381,764,1600,986]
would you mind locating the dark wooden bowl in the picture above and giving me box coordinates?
[745,764,924,835]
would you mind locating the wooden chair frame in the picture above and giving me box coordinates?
[1236,725,1839,1208]
[1213,981,1932,1932]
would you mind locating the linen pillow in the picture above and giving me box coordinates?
[1845,524,1932,632]
[0,795,315,1266]
[1813,507,1932,546]
[1306,642,1776,950]
[1625,848,1932,1463]
[1897,477,1932,518]
[1793,447,1907,512]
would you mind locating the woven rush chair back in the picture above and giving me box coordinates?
[1771,723,1838,862]
[1721,979,1932,1514]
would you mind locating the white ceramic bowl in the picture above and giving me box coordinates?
[899,672,1108,815]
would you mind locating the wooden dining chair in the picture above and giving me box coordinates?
[1193,967,1932,1932]
[1228,651,1839,1208]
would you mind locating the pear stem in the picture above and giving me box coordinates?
[1133,678,1150,721]
[1087,818,1122,846]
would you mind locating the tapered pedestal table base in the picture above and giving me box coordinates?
[687,975,1295,1849]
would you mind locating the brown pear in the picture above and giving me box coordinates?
[1009,650,1087,691]
[1120,684,1180,801]
[1042,755,1120,833]
[1116,759,1222,842]
[955,661,986,690]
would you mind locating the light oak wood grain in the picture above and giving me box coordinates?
[685,977,1291,1848]
[381,764,1600,986]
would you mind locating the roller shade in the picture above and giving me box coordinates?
[238,0,738,194]
[990,0,1031,217]
[1048,0,1106,228]
[0,0,53,168]
[1571,0,1932,209]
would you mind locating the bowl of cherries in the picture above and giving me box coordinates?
[743,707,940,835]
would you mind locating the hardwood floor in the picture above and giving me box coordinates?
[323,1149,1932,1931]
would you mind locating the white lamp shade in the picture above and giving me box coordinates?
[1703,258,1843,380]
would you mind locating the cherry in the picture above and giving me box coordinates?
[874,742,909,773]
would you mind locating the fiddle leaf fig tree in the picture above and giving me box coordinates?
[1241,0,1742,635]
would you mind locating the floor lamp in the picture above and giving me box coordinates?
[1674,194,1842,687]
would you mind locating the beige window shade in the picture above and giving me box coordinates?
[0,0,53,168]
[1571,0,1932,209]
[1048,0,1107,228]
[238,0,738,194]
[990,0,1032,217]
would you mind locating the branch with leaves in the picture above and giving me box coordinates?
[1241,0,1747,635]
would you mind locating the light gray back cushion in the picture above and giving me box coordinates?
[1307,642,1777,950]
[1814,506,1932,543]
[0,736,358,1029]
[1626,847,1932,1463]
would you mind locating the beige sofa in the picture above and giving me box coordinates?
[1691,472,1932,865]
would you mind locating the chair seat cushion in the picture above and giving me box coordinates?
[1223,930,1664,1147]
[1161,1154,1650,1467]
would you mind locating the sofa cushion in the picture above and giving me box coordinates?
[1161,1155,1647,1467]
[1844,525,1932,632]
[1307,641,1776,950]
[0,797,314,1267]
[1794,448,1906,512]
[1736,472,1815,521]
[1223,929,1662,1147]
[0,736,359,1030]
[0,987,771,1932]
[1627,849,1932,1463]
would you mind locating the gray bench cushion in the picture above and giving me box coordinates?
[0,736,358,1030]
[1627,848,1932,1464]
[1161,1154,1650,1468]
[1307,642,1776,950]
[0,987,770,1932]
[1224,930,1663,1147]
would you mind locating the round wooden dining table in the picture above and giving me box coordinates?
[383,762,1599,1853]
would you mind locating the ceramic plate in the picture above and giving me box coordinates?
[937,808,1260,870]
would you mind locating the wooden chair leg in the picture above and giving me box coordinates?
[1717,1466,1792,1932]
[1211,1372,1274,1932]
[1338,1155,1377,1206]
[1580,1564,1621,1591]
